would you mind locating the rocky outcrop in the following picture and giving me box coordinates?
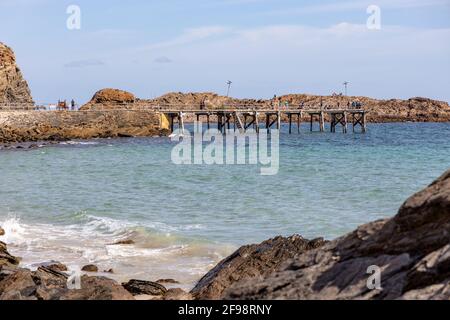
[80,89,135,110]
[0,110,166,144]
[0,43,33,105]
[0,227,4,236]
[191,235,327,300]
[276,94,450,123]
[82,90,450,123]
[145,92,266,110]
[226,169,450,300]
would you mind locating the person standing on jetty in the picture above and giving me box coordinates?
[272,95,280,110]
[200,98,206,110]
[71,99,76,111]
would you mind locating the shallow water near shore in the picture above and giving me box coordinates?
[0,122,449,289]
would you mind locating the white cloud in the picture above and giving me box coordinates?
[261,0,450,16]
[154,56,173,64]
[0,0,49,7]
[143,26,231,50]
[64,59,105,68]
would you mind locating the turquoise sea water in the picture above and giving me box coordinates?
[0,122,449,288]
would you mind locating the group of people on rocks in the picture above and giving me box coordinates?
[56,99,77,111]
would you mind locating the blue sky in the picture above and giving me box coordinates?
[1,0,449,103]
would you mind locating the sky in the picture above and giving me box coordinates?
[0,0,449,104]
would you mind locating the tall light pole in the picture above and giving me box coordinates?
[343,81,349,96]
[226,80,232,97]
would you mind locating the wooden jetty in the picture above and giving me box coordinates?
[163,108,367,134]
[0,103,367,134]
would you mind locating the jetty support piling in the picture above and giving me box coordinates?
[254,112,260,134]
[195,111,212,130]
[161,108,366,135]
[234,112,245,133]
[320,112,325,132]
[351,110,367,133]
[330,111,348,133]
[265,112,280,133]
[286,111,302,134]
[243,112,257,132]
[178,112,185,134]
[288,113,292,134]
[277,111,281,130]
[308,111,325,132]
[217,112,223,133]
[298,112,302,134]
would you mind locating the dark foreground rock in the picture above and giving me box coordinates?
[191,235,327,299]
[157,278,180,285]
[122,279,167,296]
[0,241,20,267]
[0,264,133,300]
[45,262,68,273]
[163,288,193,300]
[226,169,450,300]
[60,276,134,300]
[81,264,98,272]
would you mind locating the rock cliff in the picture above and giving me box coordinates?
[0,43,33,105]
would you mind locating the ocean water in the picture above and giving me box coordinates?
[0,123,449,288]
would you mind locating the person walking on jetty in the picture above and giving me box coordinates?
[71,99,76,111]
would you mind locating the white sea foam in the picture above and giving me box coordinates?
[59,141,99,146]
[0,216,27,245]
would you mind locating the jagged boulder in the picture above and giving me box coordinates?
[226,169,450,300]
[191,235,327,300]
[80,88,135,110]
[0,42,33,105]
[59,276,134,300]
[122,279,167,296]
[0,241,20,268]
